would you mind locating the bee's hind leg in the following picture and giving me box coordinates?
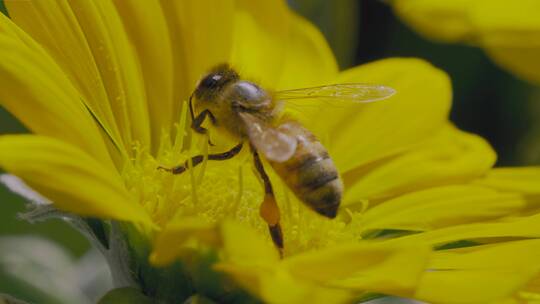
[251,146,284,257]
[159,142,243,174]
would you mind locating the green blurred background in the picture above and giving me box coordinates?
[0,0,538,301]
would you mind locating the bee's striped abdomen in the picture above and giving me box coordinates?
[269,123,343,218]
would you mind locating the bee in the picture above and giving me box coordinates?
[161,64,395,254]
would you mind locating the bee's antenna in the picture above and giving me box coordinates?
[189,93,195,122]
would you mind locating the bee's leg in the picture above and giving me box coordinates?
[252,147,284,257]
[191,109,217,146]
[191,109,216,135]
[159,142,243,174]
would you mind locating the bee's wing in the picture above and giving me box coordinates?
[274,83,396,104]
[239,112,297,163]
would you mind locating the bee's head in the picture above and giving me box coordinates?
[193,64,239,103]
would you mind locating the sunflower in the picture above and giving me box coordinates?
[0,1,539,303]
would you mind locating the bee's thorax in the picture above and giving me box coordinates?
[226,81,273,112]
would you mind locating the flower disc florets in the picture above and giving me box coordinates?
[121,109,358,257]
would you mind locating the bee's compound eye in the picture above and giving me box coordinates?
[200,74,223,89]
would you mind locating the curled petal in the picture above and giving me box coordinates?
[416,240,540,303]
[358,185,527,234]
[343,125,495,204]
[473,167,540,194]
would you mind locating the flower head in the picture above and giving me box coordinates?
[0,1,539,303]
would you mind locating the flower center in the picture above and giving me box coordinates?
[121,106,360,256]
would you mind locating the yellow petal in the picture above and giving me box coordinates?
[393,0,540,44]
[216,222,431,302]
[391,0,473,43]
[151,219,278,267]
[359,185,526,234]
[390,214,540,247]
[7,0,151,149]
[150,218,219,266]
[313,58,451,173]
[274,12,339,89]
[343,125,495,204]
[474,167,540,194]
[215,222,353,304]
[216,263,354,304]
[164,0,336,88]
[0,15,113,168]
[416,240,540,303]
[459,0,540,47]
[486,47,540,85]
[5,0,126,153]
[112,0,175,148]
[153,220,353,303]
[220,220,279,265]
[283,241,431,297]
[229,0,293,88]
[158,0,235,120]
[0,135,152,225]
[470,0,540,84]
[232,0,338,89]
[392,0,540,85]
[510,275,540,303]
[72,0,151,148]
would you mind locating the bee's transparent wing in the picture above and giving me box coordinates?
[239,112,297,163]
[274,83,396,104]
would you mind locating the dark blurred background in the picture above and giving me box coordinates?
[0,0,538,300]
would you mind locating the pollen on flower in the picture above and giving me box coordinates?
[120,105,360,257]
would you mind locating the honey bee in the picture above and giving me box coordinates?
[161,64,395,253]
